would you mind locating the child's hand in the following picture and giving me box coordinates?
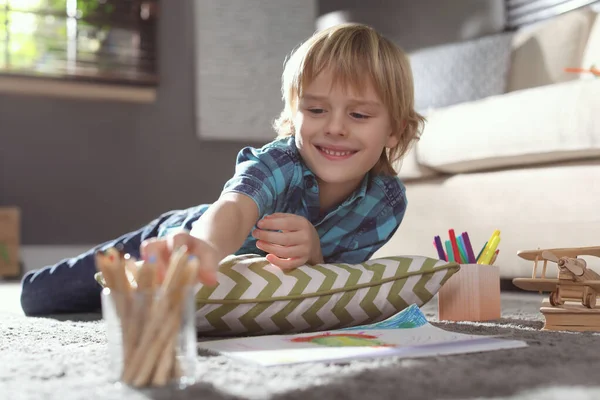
[140,231,219,286]
[252,213,323,269]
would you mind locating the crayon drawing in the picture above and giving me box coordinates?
[289,332,393,347]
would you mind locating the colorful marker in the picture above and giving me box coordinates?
[444,240,455,262]
[448,229,462,264]
[461,231,477,263]
[456,235,469,264]
[434,235,447,261]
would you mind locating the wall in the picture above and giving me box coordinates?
[0,1,266,246]
[193,0,317,141]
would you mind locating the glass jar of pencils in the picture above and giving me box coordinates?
[97,246,199,388]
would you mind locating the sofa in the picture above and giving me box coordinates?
[374,6,600,279]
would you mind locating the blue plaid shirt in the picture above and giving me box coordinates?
[217,136,408,263]
[159,137,407,263]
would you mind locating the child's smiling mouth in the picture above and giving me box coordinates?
[315,145,358,161]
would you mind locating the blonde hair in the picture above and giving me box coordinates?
[273,23,425,176]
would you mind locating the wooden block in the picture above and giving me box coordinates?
[0,207,21,278]
[438,263,501,322]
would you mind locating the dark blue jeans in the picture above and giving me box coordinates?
[20,206,207,316]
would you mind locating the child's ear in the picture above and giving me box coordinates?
[385,132,399,149]
[386,120,407,148]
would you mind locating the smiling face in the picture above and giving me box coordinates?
[293,69,398,192]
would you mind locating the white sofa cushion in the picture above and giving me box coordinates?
[582,9,600,70]
[507,7,597,92]
[415,79,600,174]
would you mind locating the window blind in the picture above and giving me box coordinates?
[0,0,158,86]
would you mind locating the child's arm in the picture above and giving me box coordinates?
[141,192,259,286]
[188,192,259,265]
[142,140,299,283]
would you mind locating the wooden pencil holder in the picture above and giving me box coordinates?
[438,263,501,322]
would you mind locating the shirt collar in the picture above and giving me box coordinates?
[350,173,370,203]
[297,154,370,205]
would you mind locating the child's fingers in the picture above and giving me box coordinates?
[140,238,170,264]
[142,234,219,286]
[256,240,304,259]
[257,214,303,231]
[196,265,218,287]
[266,253,307,270]
[167,231,193,252]
[195,250,219,287]
[264,213,290,218]
[140,238,174,283]
[139,238,155,259]
[252,229,303,246]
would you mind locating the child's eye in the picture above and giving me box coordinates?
[350,112,369,119]
[308,108,325,114]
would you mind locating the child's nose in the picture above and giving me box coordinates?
[325,113,347,137]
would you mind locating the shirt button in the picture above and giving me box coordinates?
[305,177,315,189]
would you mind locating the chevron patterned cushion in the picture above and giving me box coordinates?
[194,254,460,336]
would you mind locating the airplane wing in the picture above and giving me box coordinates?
[517,246,600,261]
[512,278,559,292]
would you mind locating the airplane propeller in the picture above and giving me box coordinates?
[542,250,585,276]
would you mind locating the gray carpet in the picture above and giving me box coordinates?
[2,291,600,400]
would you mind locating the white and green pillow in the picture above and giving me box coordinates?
[195,254,459,336]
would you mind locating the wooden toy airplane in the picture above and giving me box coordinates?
[564,66,600,77]
[512,246,600,309]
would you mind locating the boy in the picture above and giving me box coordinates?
[20,23,425,316]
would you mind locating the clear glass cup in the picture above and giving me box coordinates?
[101,285,197,388]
